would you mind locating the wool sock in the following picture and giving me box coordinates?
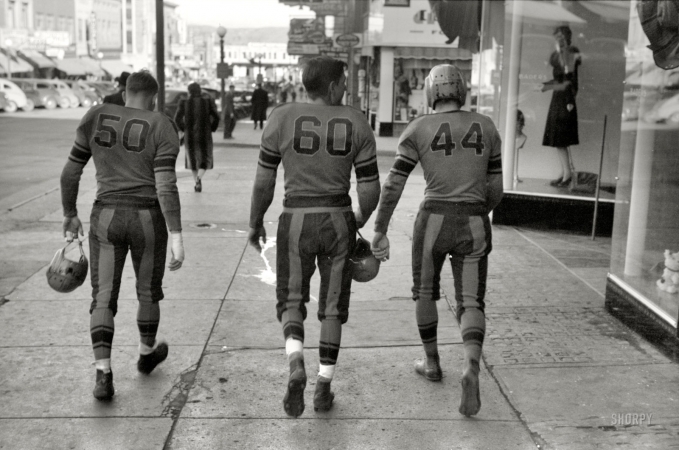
[416,298,439,357]
[318,364,336,381]
[285,338,304,358]
[461,308,485,363]
[95,358,111,373]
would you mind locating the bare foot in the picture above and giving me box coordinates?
[459,360,481,416]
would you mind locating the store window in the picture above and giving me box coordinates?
[479,0,628,198]
[609,0,679,328]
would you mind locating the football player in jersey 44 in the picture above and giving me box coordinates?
[248,56,381,417]
[371,64,504,417]
[60,70,184,401]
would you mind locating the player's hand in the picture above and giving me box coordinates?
[248,226,267,253]
[169,232,184,271]
[63,216,84,242]
[354,208,366,229]
[371,232,390,262]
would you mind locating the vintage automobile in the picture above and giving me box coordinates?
[0,91,9,111]
[10,78,61,110]
[0,78,31,112]
[64,80,100,107]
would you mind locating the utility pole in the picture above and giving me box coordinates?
[156,0,165,113]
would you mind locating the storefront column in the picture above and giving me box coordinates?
[377,47,395,137]
[624,125,654,276]
[501,0,524,190]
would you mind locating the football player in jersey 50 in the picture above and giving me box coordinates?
[60,70,184,401]
[248,56,381,417]
[371,64,503,417]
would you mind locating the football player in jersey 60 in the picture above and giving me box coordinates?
[60,70,184,401]
[371,64,503,417]
[248,56,381,417]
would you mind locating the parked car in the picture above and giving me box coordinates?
[43,79,80,108]
[10,78,58,110]
[81,81,117,100]
[0,78,30,112]
[64,80,100,107]
[0,91,9,111]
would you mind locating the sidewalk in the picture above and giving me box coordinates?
[1,128,679,450]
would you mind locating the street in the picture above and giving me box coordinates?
[1,111,679,450]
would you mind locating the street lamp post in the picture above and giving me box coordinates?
[216,26,227,105]
[4,39,12,77]
[96,51,104,78]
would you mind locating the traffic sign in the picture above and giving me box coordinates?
[335,33,361,48]
[216,62,232,79]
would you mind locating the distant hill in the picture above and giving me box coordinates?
[187,26,289,44]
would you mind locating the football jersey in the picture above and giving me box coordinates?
[374,110,502,233]
[63,103,182,230]
[258,103,378,198]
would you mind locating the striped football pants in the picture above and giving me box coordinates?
[412,201,492,351]
[88,196,168,361]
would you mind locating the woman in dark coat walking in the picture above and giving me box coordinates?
[251,83,269,129]
[174,83,220,192]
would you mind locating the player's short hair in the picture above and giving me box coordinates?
[302,56,346,98]
[188,82,201,96]
[126,70,159,96]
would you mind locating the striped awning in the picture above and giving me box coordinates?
[0,53,35,74]
[55,58,88,76]
[17,49,56,68]
[393,46,473,61]
[78,57,107,77]
[100,60,133,78]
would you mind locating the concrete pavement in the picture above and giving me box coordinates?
[1,120,679,449]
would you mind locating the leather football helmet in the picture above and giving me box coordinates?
[46,241,88,293]
[350,235,380,283]
[424,64,467,109]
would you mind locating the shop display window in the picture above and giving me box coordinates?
[609,1,679,327]
[478,0,629,199]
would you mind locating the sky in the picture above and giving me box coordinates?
[174,0,315,28]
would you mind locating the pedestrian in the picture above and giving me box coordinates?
[60,70,185,401]
[514,109,527,183]
[248,56,381,417]
[541,25,581,188]
[222,84,237,139]
[103,71,130,106]
[279,77,288,103]
[250,83,269,130]
[288,76,297,102]
[371,64,503,417]
[174,82,220,192]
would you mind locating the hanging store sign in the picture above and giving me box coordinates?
[335,33,361,48]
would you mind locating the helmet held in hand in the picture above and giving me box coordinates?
[46,241,88,293]
[350,236,380,282]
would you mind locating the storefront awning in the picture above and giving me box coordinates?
[0,53,35,74]
[78,57,107,78]
[518,0,586,24]
[578,1,629,22]
[55,58,88,76]
[393,46,473,61]
[17,49,56,68]
[100,60,133,78]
